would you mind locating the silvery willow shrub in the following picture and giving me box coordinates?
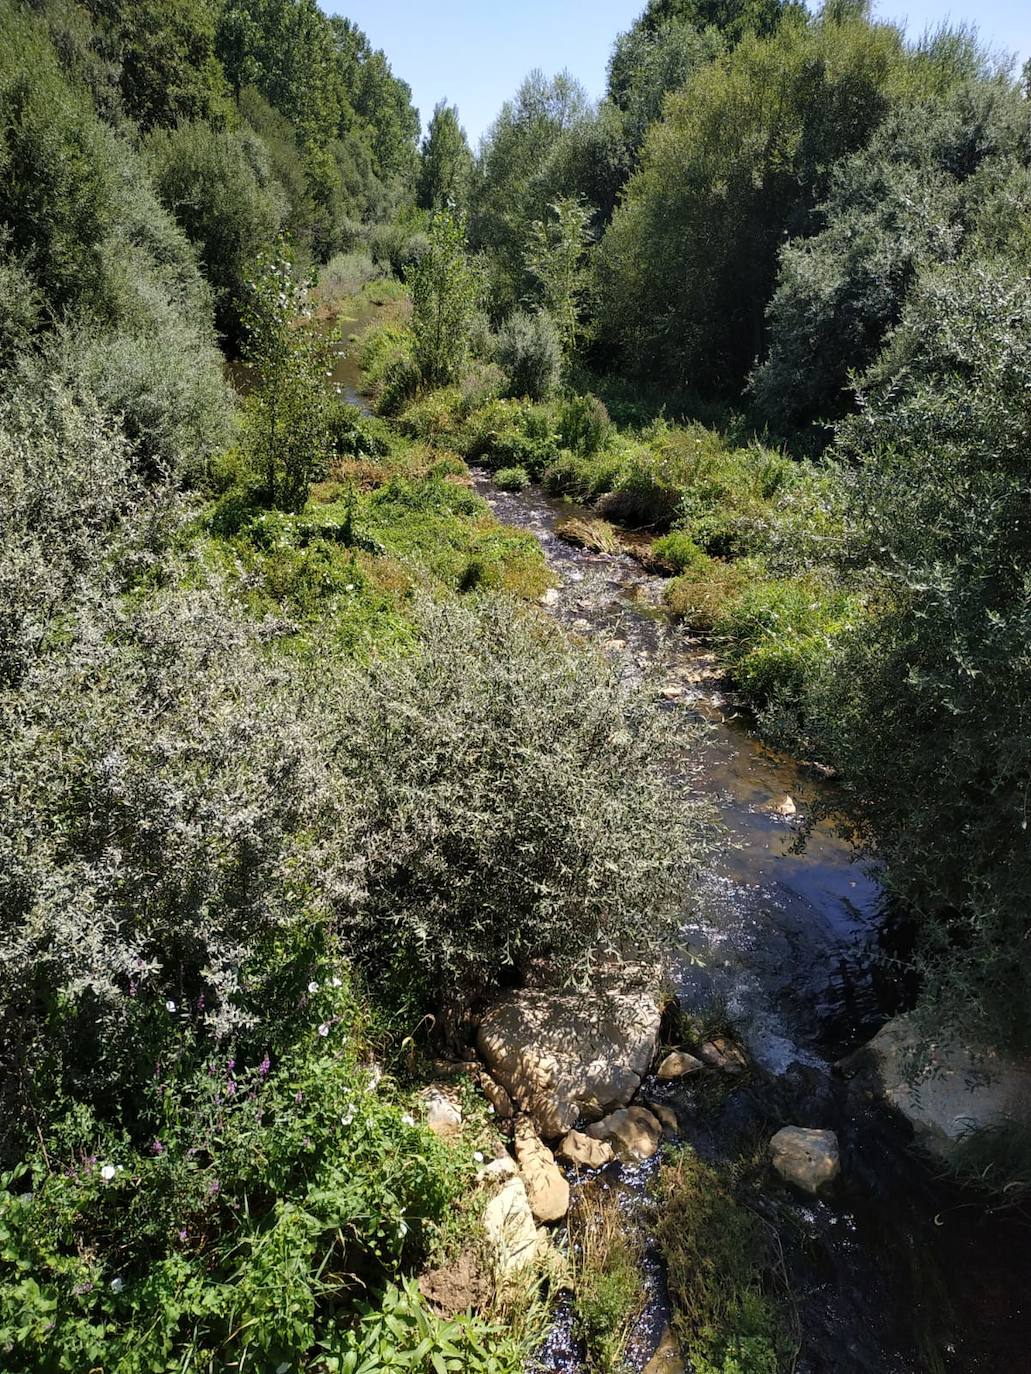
[495,309,562,401]
[0,579,351,1149]
[330,595,709,1033]
[0,384,176,690]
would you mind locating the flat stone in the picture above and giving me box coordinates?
[770,1126,840,1197]
[557,1129,614,1170]
[515,1119,569,1223]
[698,1037,747,1075]
[482,1176,542,1276]
[477,976,662,1138]
[657,1050,704,1079]
[585,1106,664,1161]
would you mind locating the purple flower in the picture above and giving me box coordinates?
[151,1139,164,1156]
[258,1055,270,1077]
[294,1091,304,1105]
[178,1229,188,1242]
[208,1179,220,1196]
[225,1080,236,1097]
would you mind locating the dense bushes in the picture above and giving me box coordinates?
[331,596,706,1027]
[495,310,563,400]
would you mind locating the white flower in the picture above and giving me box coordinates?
[473,1152,484,1163]
[401,1112,415,1127]
[110,1276,124,1294]
[166,1000,176,1013]
[307,981,319,994]
[487,1105,495,1115]
[100,1164,116,1182]
[317,1023,330,1037]
[330,976,342,988]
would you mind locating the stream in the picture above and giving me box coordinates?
[470,473,1031,1374]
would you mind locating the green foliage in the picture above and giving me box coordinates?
[241,242,334,510]
[654,530,706,572]
[557,392,611,455]
[331,595,707,1029]
[408,211,480,387]
[495,310,563,401]
[323,1278,532,1373]
[461,397,560,476]
[570,1191,646,1372]
[524,195,594,358]
[88,0,230,130]
[493,466,531,491]
[145,120,285,346]
[0,2,113,317]
[655,1149,793,1374]
[418,101,474,213]
[597,9,915,392]
[791,258,1031,1052]
[752,77,1027,428]
[471,69,590,312]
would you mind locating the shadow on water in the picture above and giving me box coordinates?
[472,471,1031,1374]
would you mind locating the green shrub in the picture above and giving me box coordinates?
[654,530,706,572]
[495,310,562,401]
[557,392,611,455]
[570,1191,645,1372]
[461,398,559,477]
[655,1150,793,1374]
[319,248,381,302]
[330,595,708,1032]
[494,466,531,491]
[664,557,751,630]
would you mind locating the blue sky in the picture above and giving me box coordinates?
[326,1,1031,145]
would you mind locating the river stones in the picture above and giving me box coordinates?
[557,1129,615,1170]
[476,977,662,1138]
[647,1101,679,1138]
[585,1105,664,1161]
[656,1050,704,1079]
[514,1119,569,1223]
[770,1126,840,1196]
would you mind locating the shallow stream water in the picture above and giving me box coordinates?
[471,473,1031,1374]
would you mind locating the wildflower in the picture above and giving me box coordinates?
[166,1000,176,1013]
[308,981,319,994]
[401,1112,415,1127]
[100,1164,116,1182]
[341,1110,354,1127]
[473,1151,484,1163]
[110,1277,124,1294]
[225,1080,237,1097]
[208,1179,220,1196]
[258,1055,271,1077]
[487,1105,495,1115]
[331,976,342,988]
[151,1139,164,1156]
[318,1023,330,1037]
[178,1229,188,1242]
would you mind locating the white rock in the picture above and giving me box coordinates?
[656,1050,704,1079]
[774,795,797,816]
[419,1088,462,1136]
[540,588,561,607]
[477,976,662,1138]
[482,1176,542,1276]
[770,1126,840,1196]
[477,1154,519,1183]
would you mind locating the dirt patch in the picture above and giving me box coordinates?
[418,1250,492,1317]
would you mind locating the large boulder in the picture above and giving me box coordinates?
[770,1126,840,1197]
[852,1016,1031,1164]
[585,1105,664,1161]
[477,976,662,1138]
[514,1119,569,1223]
[656,1050,703,1079]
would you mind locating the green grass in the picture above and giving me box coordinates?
[655,1149,796,1374]
[570,1189,646,1372]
